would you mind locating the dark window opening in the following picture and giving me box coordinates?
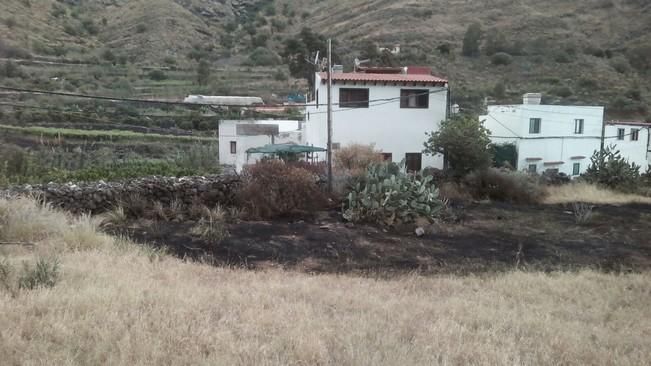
[574,119,584,134]
[617,128,625,140]
[631,129,639,141]
[529,118,541,134]
[230,141,236,154]
[405,153,422,172]
[400,89,429,109]
[339,88,369,108]
[528,164,537,173]
[573,163,580,176]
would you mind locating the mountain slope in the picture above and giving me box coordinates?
[1,0,650,118]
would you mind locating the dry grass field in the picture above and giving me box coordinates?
[545,183,651,205]
[1,197,651,365]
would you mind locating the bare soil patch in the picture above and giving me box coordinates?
[120,202,651,275]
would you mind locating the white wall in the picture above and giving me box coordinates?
[605,124,650,170]
[305,73,448,169]
[482,104,608,176]
[219,120,304,172]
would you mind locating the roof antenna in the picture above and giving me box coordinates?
[354,58,370,72]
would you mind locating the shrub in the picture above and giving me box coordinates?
[463,168,546,204]
[554,50,573,63]
[148,70,167,81]
[237,160,328,219]
[551,85,573,98]
[334,144,383,174]
[343,163,443,226]
[572,202,594,224]
[81,19,99,35]
[190,207,229,244]
[462,22,482,57]
[582,145,640,192]
[424,115,493,177]
[18,257,60,290]
[244,47,281,66]
[491,52,512,66]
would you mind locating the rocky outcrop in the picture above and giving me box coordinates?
[4,175,240,214]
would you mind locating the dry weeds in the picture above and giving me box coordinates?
[545,183,651,205]
[1,197,650,365]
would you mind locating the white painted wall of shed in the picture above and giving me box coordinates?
[305,73,448,169]
[218,120,304,172]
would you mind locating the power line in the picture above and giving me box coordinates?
[0,85,446,110]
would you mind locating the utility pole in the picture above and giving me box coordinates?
[327,38,333,193]
[600,113,606,156]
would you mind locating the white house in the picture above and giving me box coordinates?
[219,119,304,172]
[304,66,449,171]
[481,93,651,176]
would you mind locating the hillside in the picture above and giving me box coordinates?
[0,0,650,118]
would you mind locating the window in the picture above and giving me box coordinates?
[339,88,369,108]
[316,90,319,109]
[230,141,237,154]
[529,118,541,134]
[617,128,625,140]
[631,129,639,141]
[400,89,429,109]
[574,119,584,134]
[573,163,580,176]
[405,153,422,172]
[381,153,393,162]
[528,164,537,174]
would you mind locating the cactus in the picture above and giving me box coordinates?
[342,163,442,226]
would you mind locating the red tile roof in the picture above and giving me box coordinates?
[319,72,447,85]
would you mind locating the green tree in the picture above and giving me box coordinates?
[462,22,482,57]
[424,115,492,177]
[197,60,210,86]
[282,28,339,87]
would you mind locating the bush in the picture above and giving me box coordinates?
[244,47,281,66]
[148,70,167,81]
[334,144,383,174]
[491,52,512,66]
[582,145,640,192]
[462,22,482,57]
[237,160,328,219]
[464,168,546,204]
[343,163,443,226]
[18,258,60,290]
[424,115,492,177]
[551,85,573,98]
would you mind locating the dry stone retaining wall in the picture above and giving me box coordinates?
[4,175,240,214]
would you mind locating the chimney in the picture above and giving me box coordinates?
[523,93,542,105]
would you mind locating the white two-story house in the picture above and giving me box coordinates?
[305,66,449,171]
[482,93,650,176]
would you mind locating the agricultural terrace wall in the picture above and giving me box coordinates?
[3,175,240,214]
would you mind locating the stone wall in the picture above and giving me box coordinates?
[3,175,241,214]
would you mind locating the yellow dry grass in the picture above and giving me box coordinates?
[545,183,651,205]
[1,197,651,365]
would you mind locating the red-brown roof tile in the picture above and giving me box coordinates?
[319,72,447,84]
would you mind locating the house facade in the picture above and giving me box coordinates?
[481,94,650,176]
[304,67,449,171]
[218,119,304,172]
